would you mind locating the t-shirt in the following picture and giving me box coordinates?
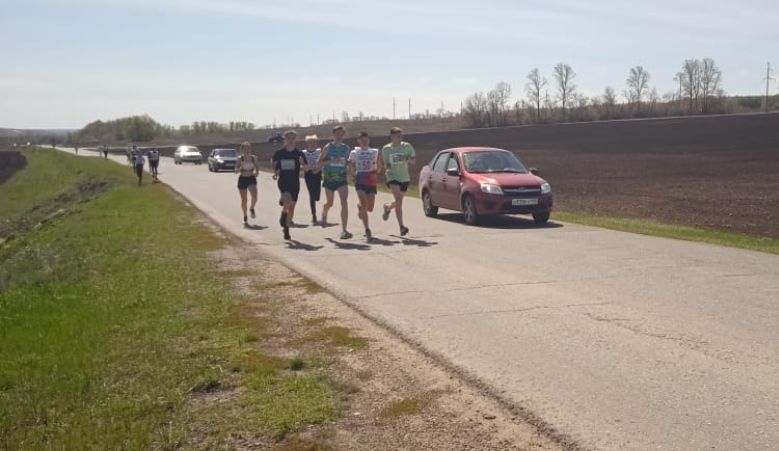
[272,147,304,185]
[348,147,380,186]
[382,142,415,183]
[147,150,160,161]
[322,142,349,184]
[132,151,144,166]
[304,149,322,174]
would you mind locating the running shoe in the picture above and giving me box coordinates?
[280,211,287,228]
[382,204,391,221]
[250,209,256,219]
[283,228,291,240]
[400,226,409,236]
[365,228,372,240]
[242,217,248,227]
[321,214,327,228]
[340,231,353,240]
[312,215,317,225]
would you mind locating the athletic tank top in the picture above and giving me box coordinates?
[323,143,349,174]
[239,155,256,175]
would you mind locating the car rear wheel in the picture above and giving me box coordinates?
[422,190,438,217]
[462,195,479,225]
[533,211,550,224]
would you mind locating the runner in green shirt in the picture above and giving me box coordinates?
[381,127,416,236]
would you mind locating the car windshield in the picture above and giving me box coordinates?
[216,149,236,157]
[462,151,528,173]
[185,147,199,152]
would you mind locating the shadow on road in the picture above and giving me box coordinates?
[435,213,563,230]
[387,235,439,247]
[243,224,268,231]
[368,237,402,247]
[286,240,323,251]
[325,238,371,251]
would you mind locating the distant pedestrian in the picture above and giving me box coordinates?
[102,145,109,159]
[318,125,352,239]
[235,141,258,226]
[132,148,144,185]
[348,132,382,240]
[272,130,308,240]
[147,147,160,181]
[381,127,416,236]
[303,135,323,225]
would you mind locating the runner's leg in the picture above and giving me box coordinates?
[391,184,405,227]
[322,188,334,225]
[338,185,349,233]
[357,189,369,231]
[248,184,258,214]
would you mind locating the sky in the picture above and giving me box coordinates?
[1,0,777,129]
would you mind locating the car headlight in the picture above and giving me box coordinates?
[216,158,223,162]
[480,183,503,195]
[540,182,551,194]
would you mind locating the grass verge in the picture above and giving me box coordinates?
[554,211,779,255]
[0,149,336,450]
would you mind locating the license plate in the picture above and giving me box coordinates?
[512,198,538,206]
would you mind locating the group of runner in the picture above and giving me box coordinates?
[127,145,160,185]
[237,125,415,241]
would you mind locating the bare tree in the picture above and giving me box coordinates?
[553,63,577,117]
[602,86,617,119]
[681,59,701,113]
[626,66,651,112]
[700,58,722,113]
[487,81,512,126]
[463,91,488,128]
[525,68,547,123]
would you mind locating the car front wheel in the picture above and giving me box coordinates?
[462,194,479,225]
[533,211,550,224]
[422,190,438,217]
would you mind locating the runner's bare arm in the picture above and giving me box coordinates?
[317,144,330,166]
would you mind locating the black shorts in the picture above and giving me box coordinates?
[355,184,378,195]
[304,171,322,201]
[278,180,300,204]
[387,180,410,192]
[237,176,257,190]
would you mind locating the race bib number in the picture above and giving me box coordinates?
[280,159,296,170]
[390,153,406,164]
[328,157,346,167]
[355,156,376,172]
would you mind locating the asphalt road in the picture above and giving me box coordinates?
[67,147,778,451]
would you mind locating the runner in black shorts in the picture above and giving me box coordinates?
[272,131,308,240]
[348,132,382,240]
[235,141,258,226]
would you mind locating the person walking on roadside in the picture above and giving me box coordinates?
[147,147,160,182]
[303,134,323,225]
[318,125,352,239]
[102,145,109,159]
[132,147,145,185]
[235,142,259,227]
[272,130,308,240]
[381,127,416,236]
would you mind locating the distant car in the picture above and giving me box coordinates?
[268,132,283,144]
[419,147,553,225]
[207,148,238,172]
[173,145,203,165]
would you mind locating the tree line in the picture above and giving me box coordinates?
[69,116,258,144]
[462,58,732,128]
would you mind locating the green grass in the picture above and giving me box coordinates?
[0,149,336,449]
[554,211,779,255]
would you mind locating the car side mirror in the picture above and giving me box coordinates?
[529,167,540,176]
[447,169,460,177]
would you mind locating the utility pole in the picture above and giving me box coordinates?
[408,98,411,119]
[393,97,396,120]
[764,62,774,113]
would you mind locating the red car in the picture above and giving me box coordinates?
[419,147,553,225]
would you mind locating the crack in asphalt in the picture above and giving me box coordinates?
[423,301,612,320]
[357,280,561,300]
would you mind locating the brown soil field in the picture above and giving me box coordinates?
[121,113,778,239]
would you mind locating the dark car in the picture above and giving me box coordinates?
[419,147,553,225]
[207,148,238,172]
[268,132,283,144]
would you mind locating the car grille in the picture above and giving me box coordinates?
[501,185,541,196]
